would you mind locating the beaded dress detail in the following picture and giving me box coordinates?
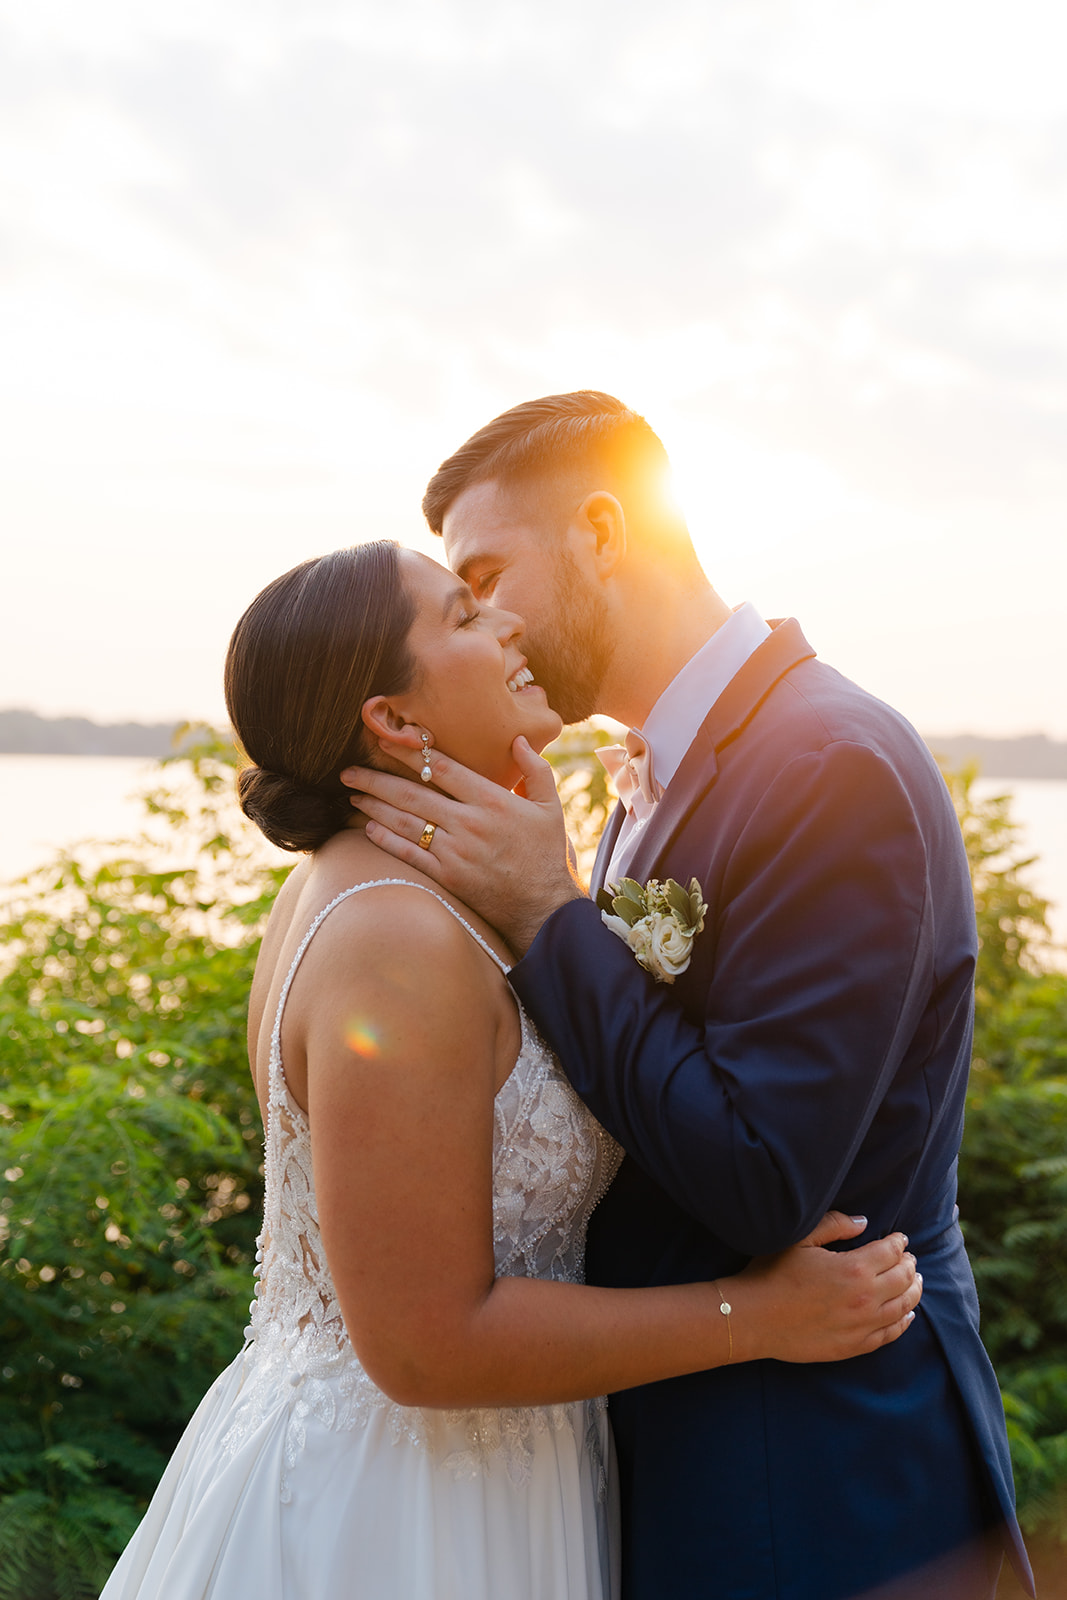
[101,879,623,1600]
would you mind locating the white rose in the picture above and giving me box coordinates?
[647,912,694,981]
[601,913,637,945]
[626,916,656,970]
[603,912,659,975]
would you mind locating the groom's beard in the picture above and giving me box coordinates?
[523,550,614,727]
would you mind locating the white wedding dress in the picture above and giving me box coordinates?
[100,881,623,1600]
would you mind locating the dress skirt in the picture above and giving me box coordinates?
[100,1344,620,1600]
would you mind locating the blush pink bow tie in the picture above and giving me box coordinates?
[597,729,663,820]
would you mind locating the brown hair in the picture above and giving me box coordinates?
[421,390,672,535]
[224,542,417,853]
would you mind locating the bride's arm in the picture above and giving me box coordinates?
[301,889,919,1411]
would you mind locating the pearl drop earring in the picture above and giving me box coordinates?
[420,731,433,784]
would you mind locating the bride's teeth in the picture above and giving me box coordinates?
[507,667,535,692]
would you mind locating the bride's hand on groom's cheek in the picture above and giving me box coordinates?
[340,737,585,955]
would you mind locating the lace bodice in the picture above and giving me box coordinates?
[222,880,622,1494]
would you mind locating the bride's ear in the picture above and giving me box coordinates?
[360,696,423,752]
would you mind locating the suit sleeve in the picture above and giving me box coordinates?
[509,740,936,1255]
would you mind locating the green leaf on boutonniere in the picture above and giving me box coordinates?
[665,878,693,923]
[598,879,651,927]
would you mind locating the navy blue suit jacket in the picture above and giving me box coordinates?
[510,621,1033,1600]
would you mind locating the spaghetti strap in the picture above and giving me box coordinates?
[270,878,511,1058]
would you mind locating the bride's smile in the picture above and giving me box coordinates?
[372,549,563,791]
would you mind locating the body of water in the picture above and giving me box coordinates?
[0,755,167,880]
[0,754,292,890]
[0,755,1065,952]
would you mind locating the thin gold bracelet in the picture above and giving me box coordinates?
[712,1280,733,1363]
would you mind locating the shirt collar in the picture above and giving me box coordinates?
[640,602,771,791]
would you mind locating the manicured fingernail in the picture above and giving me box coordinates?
[899,1234,909,1247]
[906,1311,915,1324]
[850,1216,867,1226]
[915,1273,923,1285]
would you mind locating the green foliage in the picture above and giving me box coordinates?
[939,763,1053,1001]
[943,768,1067,1539]
[959,965,1067,1537]
[543,720,616,885]
[0,727,287,1594]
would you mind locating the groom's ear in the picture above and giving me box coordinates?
[360,697,422,751]
[574,491,626,581]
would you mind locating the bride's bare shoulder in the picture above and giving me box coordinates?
[257,832,507,1009]
[250,832,517,1108]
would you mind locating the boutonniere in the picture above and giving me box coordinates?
[596,876,708,984]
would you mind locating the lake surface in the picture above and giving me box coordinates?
[0,754,291,886]
[1,755,1064,951]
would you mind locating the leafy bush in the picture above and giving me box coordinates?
[0,732,286,1596]
[940,764,1054,1000]
[944,768,1067,1539]
[544,720,616,885]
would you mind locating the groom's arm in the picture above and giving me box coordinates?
[341,734,958,1255]
[511,741,951,1256]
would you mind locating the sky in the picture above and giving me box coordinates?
[1,0,1065,737]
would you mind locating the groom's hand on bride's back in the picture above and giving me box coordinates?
[340,736,584,955]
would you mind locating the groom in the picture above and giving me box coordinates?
[346,392,1033,1599]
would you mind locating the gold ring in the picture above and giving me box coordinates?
[417,822,436,850]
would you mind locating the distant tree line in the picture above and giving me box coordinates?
[4,709,1067,776]
[926,733,1067,779]
[0,711,193,759]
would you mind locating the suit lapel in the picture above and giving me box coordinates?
[589,802,625,897]
[622,618,817,886]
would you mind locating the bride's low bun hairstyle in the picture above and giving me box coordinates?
[224,542,417,853]
[234,765,348,855]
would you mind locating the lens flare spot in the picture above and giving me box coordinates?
[344,1018,381,1058]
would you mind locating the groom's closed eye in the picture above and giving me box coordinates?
[464,567,502,600]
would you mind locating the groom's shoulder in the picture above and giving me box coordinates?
[786,654,918,745]
[758,650,942,799]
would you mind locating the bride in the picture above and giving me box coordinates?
[101,541,921,1600]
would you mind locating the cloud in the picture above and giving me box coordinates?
[0,0,1063,728]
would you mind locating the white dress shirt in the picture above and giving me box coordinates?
[604,602,771,883]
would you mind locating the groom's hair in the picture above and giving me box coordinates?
[421,390,673,535]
